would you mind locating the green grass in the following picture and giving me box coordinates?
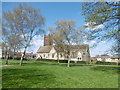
[2,59,119,88]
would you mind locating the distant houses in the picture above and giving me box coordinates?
[1,50,36,59]
[111,54,120,63]
[91,54,120,63]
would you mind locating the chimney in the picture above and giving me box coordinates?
[44,34,52,46]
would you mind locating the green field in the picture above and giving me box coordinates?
[1,59,119,88]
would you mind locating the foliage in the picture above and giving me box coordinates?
[82,2,120,53]
[2,3,45,65]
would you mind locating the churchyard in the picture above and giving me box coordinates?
[1,59,119,88]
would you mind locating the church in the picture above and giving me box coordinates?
[37,34,90,62]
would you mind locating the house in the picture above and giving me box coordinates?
[93,54,120,63]
[95,55,112,62]
[111,54,120,63]
[37,34,90,62]
[1,50,35,59]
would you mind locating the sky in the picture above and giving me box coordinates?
[2,2,113,57]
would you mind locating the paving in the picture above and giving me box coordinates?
[0,65,13,67]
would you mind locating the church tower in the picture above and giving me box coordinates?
[44,34,52,46]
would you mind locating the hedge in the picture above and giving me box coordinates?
[96,61,117,65]
[36,58,89,64]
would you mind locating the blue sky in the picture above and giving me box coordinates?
[2,2,113,56]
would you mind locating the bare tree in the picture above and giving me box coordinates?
[3,4,45,66]
[49,32,64,63]
[2,25,11,64]
[48,20,85,67]
[2,9,24,63]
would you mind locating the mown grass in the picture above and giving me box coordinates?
[1,59,119,88]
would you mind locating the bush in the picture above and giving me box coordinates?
[91,59,97,63]
[36,58,68,63]
[77,61,87,64]
[36,58,90,64]
[14,57,21,60]
[8,57,13,59]
[14,57,28,61]
[96,61,117,65]
[1,57,5,59]
[59,60,68,63]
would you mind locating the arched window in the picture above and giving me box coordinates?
[52,53,54,58]
[44,54,45,57]
[60,54,62,58]
[82,52,86,56]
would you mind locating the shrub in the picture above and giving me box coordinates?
[96,61,117,65]
[91,59,97,63]
[1,57,5,59]
[36,58,90,64]
[14,57,21,60]
[8,57,13,59]
[77,61,87,64]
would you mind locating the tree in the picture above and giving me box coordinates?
[49,33,64,63]
[48,20,85,67]
[3,4,45,66]
[2,27,23,61]
[1,29,11,64]
[2,8,24,64]
[82,2,120,53]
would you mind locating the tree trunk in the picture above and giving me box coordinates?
[117,58,119,66]
[5,52,9,65]
[67,50,72,67]
[67,59,70,67]
[20,47,27,66]
[13,49,15,60]
[57,52,59,63]
[67,54,71,67]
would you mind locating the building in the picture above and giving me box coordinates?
[95,55,112,62]
[37,34,90,62]
[92,54,120,63]
[1,50,35,59]
[111,54,120,63]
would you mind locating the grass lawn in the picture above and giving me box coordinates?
[2,59,119,88]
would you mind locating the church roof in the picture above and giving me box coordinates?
[37,46,53,53]
[37,44,89,53]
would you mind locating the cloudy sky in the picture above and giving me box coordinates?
[2,2,113,56]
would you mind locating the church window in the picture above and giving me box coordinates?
[52,53,54,58]
[44,54,45,57]
[82,52,86,56]
[60,54,62,58]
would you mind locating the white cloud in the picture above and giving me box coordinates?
[84,22,96,27]
[99,41,106,44]
[31,39,44,46]
[83,40,97,45]
[20,34,28,38]
[28,35,44,53]
[33,35,43,39]
[85,22,104,31]
[90,41,97,45]
[83,40,106,46]
[31,35,43,44]
[92,24,104,31]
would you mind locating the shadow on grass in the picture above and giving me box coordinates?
[2,68,56,88]
[23,61,68,67]
[90,67,119,74]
